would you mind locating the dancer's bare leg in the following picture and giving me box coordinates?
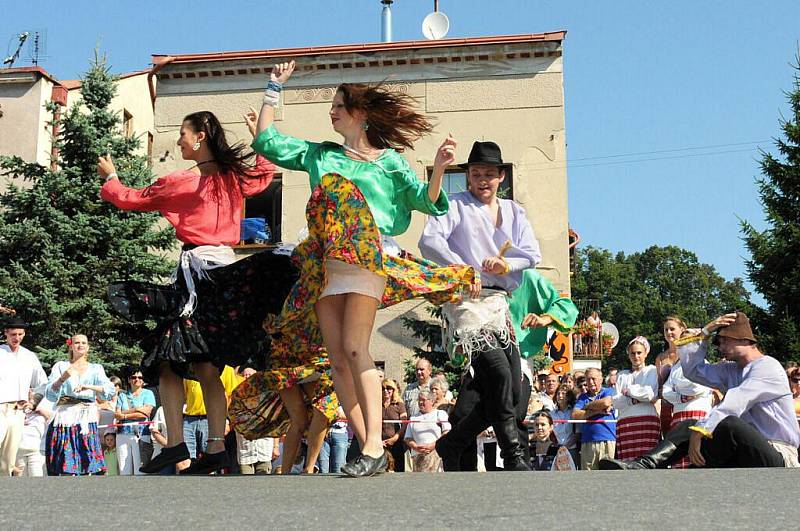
[279,385,309,475]
[316,296,367,448]
[158,363,185,447]
[193,362,227,454]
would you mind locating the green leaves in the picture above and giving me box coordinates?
[741,59,800,364]
[571,245,752,368]
[0,53,175,373]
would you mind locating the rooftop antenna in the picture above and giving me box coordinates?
[422,0,449,40]
[3,32,29,68]
[381,0,394,42]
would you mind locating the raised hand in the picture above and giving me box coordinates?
[243,106,258,137]
[433,134,457,171]
[97,155,117,180]
[271,60,296,84]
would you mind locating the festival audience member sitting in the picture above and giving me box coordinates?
[601,312,800,469]
[404,390,450,472]
[572,368,616,470]
[403,359,432,418]
[537,373,559,411]
[430,377,452,411]
[14,391,51,477]
[528,411,559,470]
[102,432,119,476]
[551,383,578,462]
[381,379,407,473]
[787,366,800,421]
[662,328,714,468]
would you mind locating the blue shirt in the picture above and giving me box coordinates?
[574,387,617,442]
[116,388,156,435]
[44,361,115,403]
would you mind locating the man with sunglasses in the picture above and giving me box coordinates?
[115,371,156,475]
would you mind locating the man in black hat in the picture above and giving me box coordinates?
[419,141,541,471]
[601,311,800,469]
[0,316,47,476]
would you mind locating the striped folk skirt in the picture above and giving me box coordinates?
[615,415,661,460]
[669,409,709,468]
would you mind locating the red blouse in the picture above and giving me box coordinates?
[101,157,276,246]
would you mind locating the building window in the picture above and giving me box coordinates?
[123,109,133,138]
[147,132,154,166]
[428,167,514,199]
[237,176,282,246]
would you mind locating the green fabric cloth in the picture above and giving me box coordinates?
[252,125,448,236]
[508,269,579,359]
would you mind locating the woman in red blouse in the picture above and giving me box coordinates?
[98,111,295,475]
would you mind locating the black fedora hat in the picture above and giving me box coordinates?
[3,316,30,329]
[458,141,509,169]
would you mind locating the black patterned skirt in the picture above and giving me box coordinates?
[108,249,298,382]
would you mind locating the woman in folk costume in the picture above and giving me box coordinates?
[418,140,542,472]
[662,325,713,468]
[99,110,297,474]
[45,335,115,475]
[613,336,661,460]
[252,62,474,477]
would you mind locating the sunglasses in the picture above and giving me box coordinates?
[129,376,144,380]
[790,378,800,383]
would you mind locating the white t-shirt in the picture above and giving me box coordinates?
[404,409,450,456]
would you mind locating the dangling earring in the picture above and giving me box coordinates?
[192,141,201,151]
[362,122,369,131]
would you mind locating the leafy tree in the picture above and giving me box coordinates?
[571,245,753,368]
[742,56,800,364]
[400,305,462,390]
[0,53,175,371]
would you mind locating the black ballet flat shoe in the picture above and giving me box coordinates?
[178,451,230,475]
[340,452,388,478]
[139,442,190,474]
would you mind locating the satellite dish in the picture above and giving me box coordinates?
[602,322,619,348]
[422,11,449,40]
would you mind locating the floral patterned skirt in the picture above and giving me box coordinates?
[231,173,475,435]
[108,249,298,382]
[46,404,106,476]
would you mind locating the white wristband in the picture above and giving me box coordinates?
[701,326,710,336]
[105,172,118,182]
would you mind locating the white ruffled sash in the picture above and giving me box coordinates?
[441,290,511,365]
[52,402,99,436]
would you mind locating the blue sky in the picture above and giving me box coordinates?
[4,1,799,306]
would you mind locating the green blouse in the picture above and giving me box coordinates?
[251,125,448,236]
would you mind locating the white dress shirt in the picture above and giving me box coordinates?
[0,344,47,403]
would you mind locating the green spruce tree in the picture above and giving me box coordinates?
[0,53,176,371]
[742,55,800,364]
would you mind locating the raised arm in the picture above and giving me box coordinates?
[256,61,295,136]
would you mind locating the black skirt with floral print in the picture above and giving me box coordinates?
[108,249,298,382]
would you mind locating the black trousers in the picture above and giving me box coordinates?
[441,339,527,471]
[672,417,786,468]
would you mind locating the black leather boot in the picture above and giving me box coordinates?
[494,418,531,471]
[436,411,488,472]
[600,420,694,470]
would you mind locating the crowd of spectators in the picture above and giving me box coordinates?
[4,313,800,476]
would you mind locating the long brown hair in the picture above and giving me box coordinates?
[182,111,257,178]
[337,83,434,152]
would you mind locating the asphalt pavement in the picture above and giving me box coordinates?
[1,468,795,530]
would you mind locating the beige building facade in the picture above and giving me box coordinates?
[149,32,571,382]
[0,67,154,194]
